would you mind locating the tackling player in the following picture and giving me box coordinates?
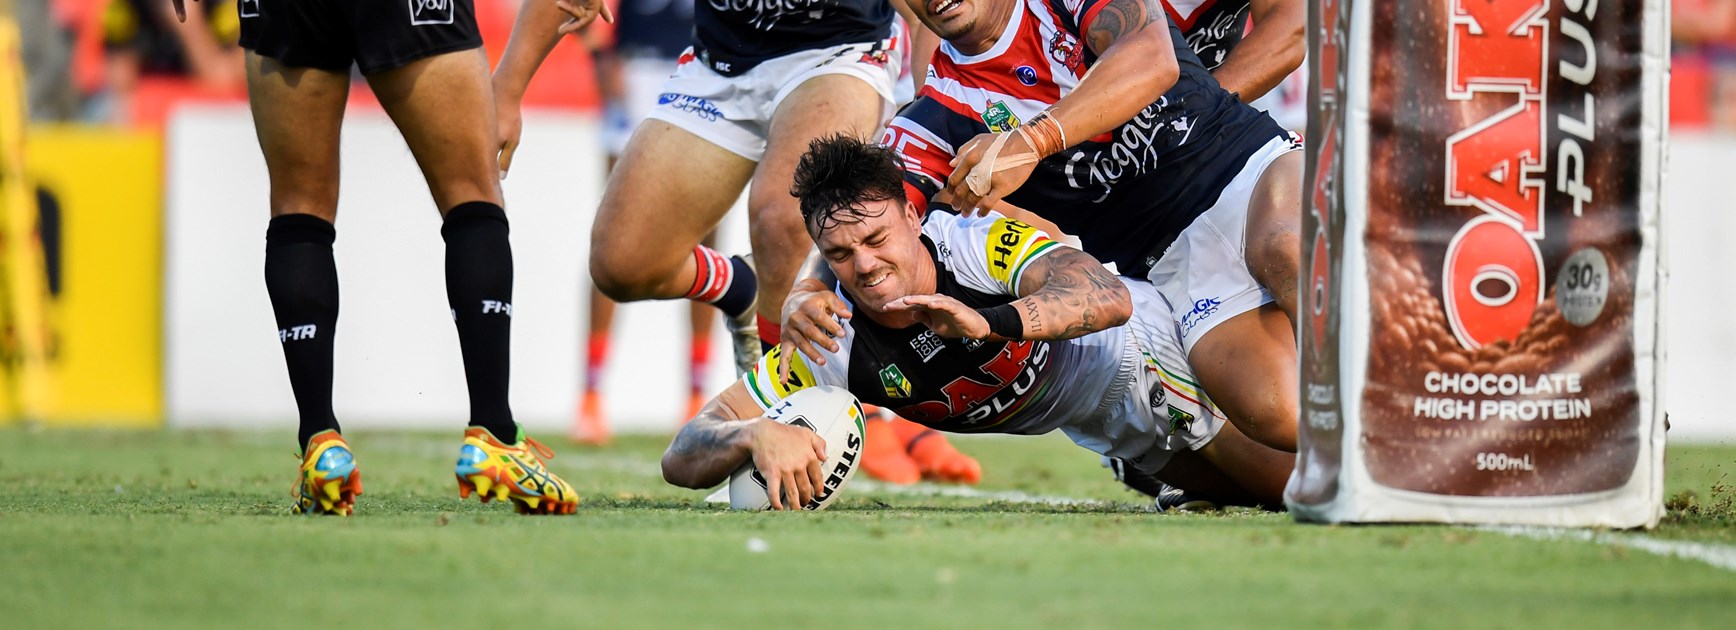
[175,0,609,516]
[661,136,1293,510]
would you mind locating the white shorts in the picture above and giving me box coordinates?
[645,36,905,162]
[1144,132,1304,355]
[1106,279,1226,472]
[602,56,682,157]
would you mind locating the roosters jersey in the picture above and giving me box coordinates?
[1164,0,1252,72]
[885,0,1284,277]
[693,0,893,76]
[739,212,1201,465]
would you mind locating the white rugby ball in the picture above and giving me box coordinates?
[728,386,867,511]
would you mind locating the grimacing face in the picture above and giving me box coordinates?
[811,199,932,316]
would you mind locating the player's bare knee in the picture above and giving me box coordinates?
[589,246,672,302]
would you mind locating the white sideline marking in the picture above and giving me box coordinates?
[705,480,1102,507]
[1484,526,1736,574]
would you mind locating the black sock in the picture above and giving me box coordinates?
[716,255,758,318]
[264,214,341,451]
[442,202,517,441]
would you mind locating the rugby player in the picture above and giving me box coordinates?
[781,0,1307,465]
[662,136,1293,510]
[175,0,609,515]
[498,0,985,484]
[495,0,918,373]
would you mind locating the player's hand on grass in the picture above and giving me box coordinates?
[885,294,992,340]
[945,131,1041,216]
[554,0,616,35]
[779,277,851,380]
[747,419,829,511]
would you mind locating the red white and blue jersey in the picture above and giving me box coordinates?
[884,0,1284,277]
[1164,0,1252,72]
[693,0,893,76]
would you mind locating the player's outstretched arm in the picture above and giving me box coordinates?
[886,246,1131,341]
[663,383,829,510]
[1210,0,1305,102]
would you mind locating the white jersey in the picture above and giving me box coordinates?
[741,211,1225,465]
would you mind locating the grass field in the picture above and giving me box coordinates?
[2,428,1733,628]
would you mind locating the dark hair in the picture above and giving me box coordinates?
[790,134,908,233]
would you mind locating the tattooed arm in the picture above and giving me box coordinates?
[886,247,1132,342]
[1211,0,1305,102]
[662,382,828,510]
[1043,0,1180,149]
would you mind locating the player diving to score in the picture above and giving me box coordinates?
[784,0,1307,474]
[662,136,1293,510]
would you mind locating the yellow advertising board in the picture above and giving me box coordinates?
[25,127,164,426]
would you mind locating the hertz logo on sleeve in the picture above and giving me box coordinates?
[763,345,817,399]
[985,219,1058,290]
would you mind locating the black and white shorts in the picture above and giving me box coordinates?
[237,0,481,74]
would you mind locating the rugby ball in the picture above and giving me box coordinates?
[728,386,868,511]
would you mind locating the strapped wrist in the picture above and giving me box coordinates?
[976,303,1024,340]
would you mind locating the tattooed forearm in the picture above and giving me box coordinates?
[662,393,755,488]
[1011,247,1133,340]
[1085,0,1165,56]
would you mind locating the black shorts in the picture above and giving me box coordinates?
[237,0,481,74]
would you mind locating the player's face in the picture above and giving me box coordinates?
[907,0,992,42]
[813,199,932,315]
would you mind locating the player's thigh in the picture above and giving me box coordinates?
[592,120,755,289]
[1190,413,1296,507]
[750,74,888,290]
[1188,303,1300,452]
[245,52,351,220]
[362,48,503,213]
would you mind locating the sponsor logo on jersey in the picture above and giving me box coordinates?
[880,364,912,398]
[711,0,830,32]
[1015,65,1038,86]
[1167,405,1196,434]
[895,340,1052,428]
[982,101,1021,133]
[1180,297,1222,334]
[239,0,260,18]
[1148,380,1168,412]
[985,219,1057,289]
[763,345,817,399]
[910,330,945,363]
[409,0,456,26]
[658,93,724,122]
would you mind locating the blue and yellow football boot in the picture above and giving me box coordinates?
[292,430,362,516]
[454,426,579,515]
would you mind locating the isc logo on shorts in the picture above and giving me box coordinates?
[410,0,456,26]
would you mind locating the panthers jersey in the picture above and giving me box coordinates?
[1165,0,1252,72]
[884,0,1284,278]
[740,211,1221,461]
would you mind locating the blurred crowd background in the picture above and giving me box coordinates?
[11,0,1736,131]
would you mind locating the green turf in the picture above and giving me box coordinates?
[1,428,1732,628]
